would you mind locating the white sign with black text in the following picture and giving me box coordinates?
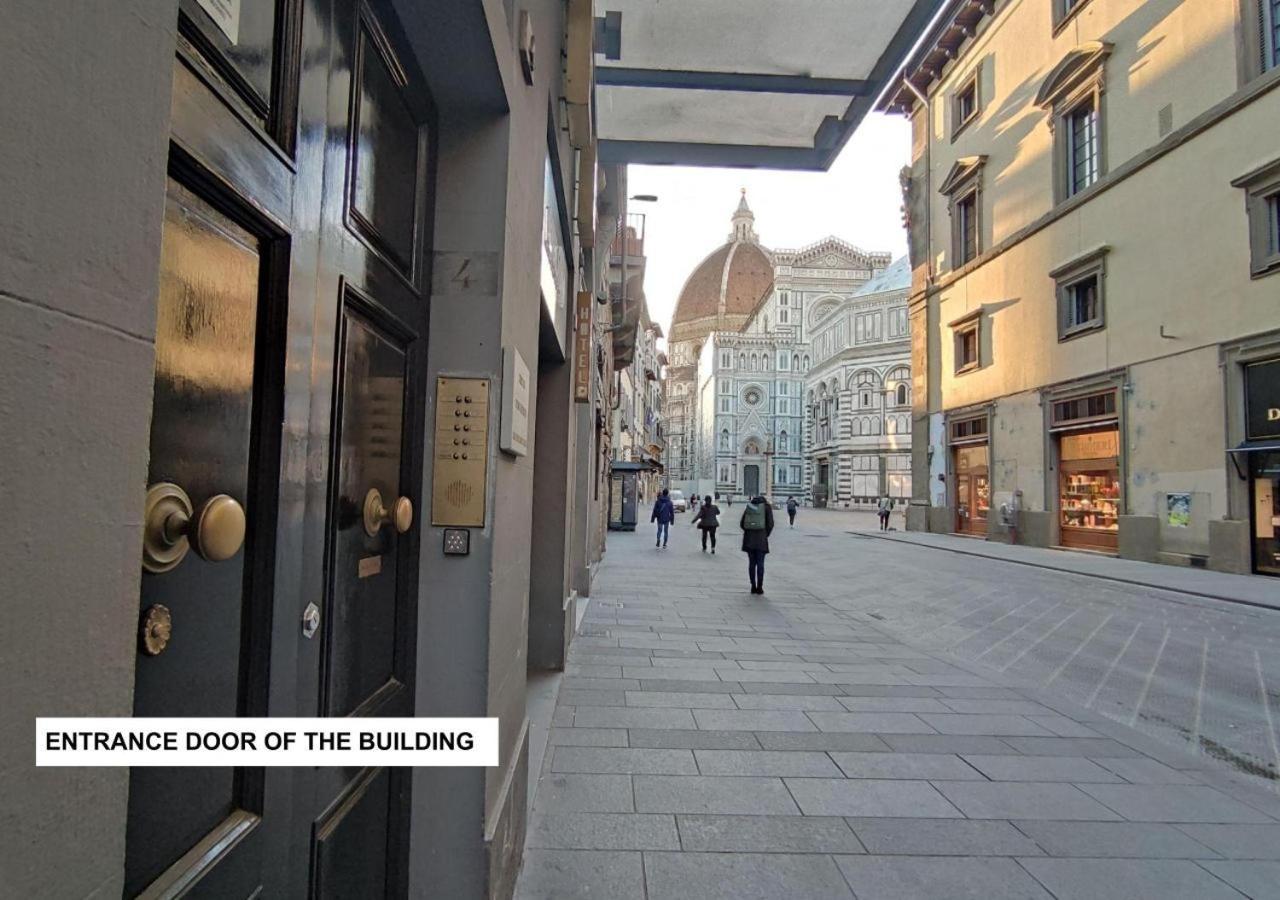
[500,346,530,456]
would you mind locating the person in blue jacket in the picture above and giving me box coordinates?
[650,488,675,549]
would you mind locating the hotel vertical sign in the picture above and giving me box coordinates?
[574,291,592,403]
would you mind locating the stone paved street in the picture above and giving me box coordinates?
[516,510,1280,899]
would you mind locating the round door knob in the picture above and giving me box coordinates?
[143,483,246,573]
[191,494,247,562]
[363,488,413,536]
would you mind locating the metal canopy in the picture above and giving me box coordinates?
[594,0,944,170]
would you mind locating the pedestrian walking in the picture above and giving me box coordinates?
[877,494,895,531]
[786,495,798,528]
[691,495,721,553]
[740,494,774,594]
[651,488,675,549]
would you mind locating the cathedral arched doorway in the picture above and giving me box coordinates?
[743,465,760,497]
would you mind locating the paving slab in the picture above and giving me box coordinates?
[1174,823,1280,859]
[1018,857,1245,900]
[644,851,854,900]
[551,747,697,775]
[628,729,762,750]
[1197,860,1280,898]
[848,818,1044,856]
[693,749,844,777]
[1076,783,1276,823]
[1012,820,1219,858]
[784,778,963,818]
[960,754,1123,782]
[633,775,800,815]
[515,850,645,900]
[834,855,1052,899]
[525,813,680,851]
[932,782,1122,820]
[829,752,986,781]
[676,815,863,853]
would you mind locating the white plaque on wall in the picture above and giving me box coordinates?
[195,0,241,43]
[500,346,530,457]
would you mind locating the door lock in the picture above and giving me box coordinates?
[363,488,413,536]
[302,602,321,639]
[142,483,247,573]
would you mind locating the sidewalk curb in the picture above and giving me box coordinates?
[849,530,1280,615]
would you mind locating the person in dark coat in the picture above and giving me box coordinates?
[691,495,721,554]
[739,494,775,594]
[651,488,675,549]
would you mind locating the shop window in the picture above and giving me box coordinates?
[939,156,986,269]
[1232,157,1280,278]
[1036,42,1111,203]
[1051,246,1109,339]
[952,65,981,140]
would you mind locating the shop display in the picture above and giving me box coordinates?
[1060,469,1120,531]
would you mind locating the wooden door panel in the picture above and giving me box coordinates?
[126,178,266,896]
[347,16,424,276]
[311,767,393,899]
[324,295,412,718]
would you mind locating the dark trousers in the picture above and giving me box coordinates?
[655,521,669,545]
[787,510,796,525]
[701,528,717,550]
[747,549,766,588]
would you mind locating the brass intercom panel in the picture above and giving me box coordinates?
[432,377,490,527]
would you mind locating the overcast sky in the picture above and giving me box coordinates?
[627,112,911,340]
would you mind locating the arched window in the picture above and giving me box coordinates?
[897,384,908,405]
[740,353,747,368]
[762,355,770,372]
[803,354,810,370]
[779,430,788,453]
[793,353,800,369]
[720,429,729,451]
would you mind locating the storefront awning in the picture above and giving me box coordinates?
[1228,441,1280,453]
[594,0,945,170]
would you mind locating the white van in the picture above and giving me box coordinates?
[669,489,688,512]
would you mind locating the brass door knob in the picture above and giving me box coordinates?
[143,483,246,573]
[363,488,413,536]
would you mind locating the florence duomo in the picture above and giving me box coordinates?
[663,192,911,508]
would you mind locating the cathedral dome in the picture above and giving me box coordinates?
[669,192,774,340]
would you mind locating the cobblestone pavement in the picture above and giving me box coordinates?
[516,510,1280,899]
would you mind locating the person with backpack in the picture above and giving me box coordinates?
[691,495,721,553]
[786,495,798,528]
[877,494,895,531]
[651,488,675,549]
[739,494,774,594]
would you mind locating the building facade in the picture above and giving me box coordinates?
[805,257,914,507]
[666,195,898,503]
[882,0,1280,574]
[608,210,667,528]
[0,1,624,896]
